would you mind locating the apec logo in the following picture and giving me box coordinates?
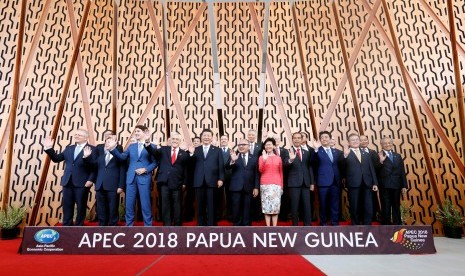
[34,229,60,244]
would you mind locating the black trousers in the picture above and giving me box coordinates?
[380,187,401,225]
[96,189,119,226]
[348,184,373,225]
[195,184,217,226]
[289,185,311,226]
[62,183,89,226]
[230,189,253,226]
[160,183,182,226]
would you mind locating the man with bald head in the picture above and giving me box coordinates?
[43,129,97,226]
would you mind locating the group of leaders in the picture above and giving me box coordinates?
[43,126,407,227]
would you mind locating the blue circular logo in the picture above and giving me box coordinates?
[34,229,60,244]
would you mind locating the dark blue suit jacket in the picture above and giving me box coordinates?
[225,154,260,192]
[84,147,126,192]
[283,147,314,187]
[343,149,378,188]
[110,143,157,185]
[191,145,225,188]
[311,147,343,187]
[145,145,189,190]
[377,151,407,189]
[45,144,97,187]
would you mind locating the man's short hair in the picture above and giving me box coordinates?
[292,132,303,139]
[319,131,332,139]
[135,125,148,132]
[201,129,213,137]
[347,133,360,140]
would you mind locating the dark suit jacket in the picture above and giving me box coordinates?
[45,144,97,187]
[221,147,232,184]
[377,151,407,189]
[283,147,314,187]
[249,142,262,156]
[343,149,378,188]
[191,145,225,188]
[84,148,126,192]
[311,147,343,187]
[225,154,260,192]
[145,145,189,190]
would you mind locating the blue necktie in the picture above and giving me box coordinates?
[74,145,82,159]
[326,148,333,162]
[388,151,394,162]
[138,143,143,157]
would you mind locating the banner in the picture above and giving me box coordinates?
[20,225,436,255]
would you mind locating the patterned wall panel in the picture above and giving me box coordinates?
[215,2,263,145]
[1,0,464,232]
[385,0,465,224]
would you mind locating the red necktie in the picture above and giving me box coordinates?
[171,148,176,165]
[296,148,301,160]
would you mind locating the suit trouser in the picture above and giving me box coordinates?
[289,186,311,226]
[126,177,152,226]
[318,183,340,225]
[230,189,253,226]
[196,184,217,226]
[348,184,373,225]
[96,189,119,226]
[62,183,89,226]
[160,184,182,226]
[380,187,401,225]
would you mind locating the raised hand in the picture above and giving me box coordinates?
[262,149,268,161]
[312,139,321,150]
[144,132,152,143]
[378,150,387,163]
[82,146,92,158]
[288,148,296,161]
[230,150,239,161]
[187,145,195,154]
[179,142,187,151]
[42,136,54,149]
[343,143,350,157]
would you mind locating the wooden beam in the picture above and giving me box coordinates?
[249,2,293,143]
[319,0,382,132]
[112,0,120,132]
[123,2,207,149]
[291,2,317,139]
[380,0,442,205]
[30,0,93,225]
[2,0,28,210]
[446,0,465,164]
[65,0,96,145]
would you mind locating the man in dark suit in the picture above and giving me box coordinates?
[360,135,381,221]
[183,136,201,222]
[247,128,262,221]
[377,137,407,225]
[188,129,225,226]
[219,135,232,221]
[226,139,260,226]
[284,132,315,226]
[310,131,343,226]
[343,133,379,225]
[274,135,290,222]
[82,136,126,226]
[107,125,158,226]
[43,129,97,226]
[247,129,261,156]
[144,132,189,226]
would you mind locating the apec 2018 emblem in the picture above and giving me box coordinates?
[34,229,60,244]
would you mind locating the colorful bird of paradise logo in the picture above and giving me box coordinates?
[391,229,424,250]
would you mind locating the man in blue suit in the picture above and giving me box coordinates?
[82,135,126,226]
[43,129,97,226]
[226,139,260,226]
[310,131,343,226]
[343,133,379,225]
[284,132,315,226]
[377,137,407,225]
[188,129,224,226]
[144,132,189,226]
[107,125,157,226]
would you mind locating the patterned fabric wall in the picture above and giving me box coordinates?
[0,0,464,234]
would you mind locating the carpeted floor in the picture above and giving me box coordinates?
[0,238,325,276]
